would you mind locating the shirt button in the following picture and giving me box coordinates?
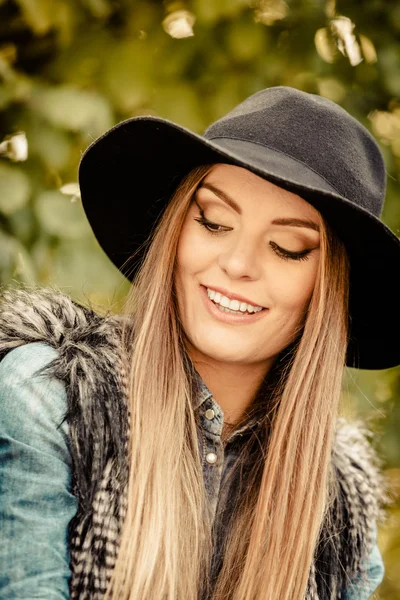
[206,452,217,464]
[205,408,215,420]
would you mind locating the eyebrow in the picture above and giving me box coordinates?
[200,182,242,214]
[271,217,320,232]
[198,182,320,232]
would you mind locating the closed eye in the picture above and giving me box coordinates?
[269,241,311,262]
[194,215,312,262]
[194,215,228,235]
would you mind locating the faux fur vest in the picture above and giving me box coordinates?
[0,287,386,600]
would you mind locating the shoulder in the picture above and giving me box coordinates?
[0,288,132,507]
[0,338,58,368]
[0,286,129,444]
[0,340,60,390]
[0,285,129,361]
[0,341,70,462]
[0,285,104,352]
[0,341,63,404]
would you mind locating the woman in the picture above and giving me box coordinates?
[0,86,397,600]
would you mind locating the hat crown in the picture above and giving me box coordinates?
[204,86,386,217]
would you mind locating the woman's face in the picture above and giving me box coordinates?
[174,164,321,370]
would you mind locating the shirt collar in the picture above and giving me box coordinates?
[191,367,213,410]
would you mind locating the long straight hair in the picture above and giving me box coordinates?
[105,164,350,600]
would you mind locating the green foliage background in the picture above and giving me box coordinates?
[0,0,399,596]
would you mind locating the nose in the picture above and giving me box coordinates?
[217,236,264,281]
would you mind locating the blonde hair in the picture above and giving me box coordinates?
[105,164,350,600]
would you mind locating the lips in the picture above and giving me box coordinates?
[200,284,267,324]
[202,285,265,309]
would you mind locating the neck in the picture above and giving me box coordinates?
[190,352,273,426]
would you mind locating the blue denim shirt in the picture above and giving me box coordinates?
[0,342,385,599]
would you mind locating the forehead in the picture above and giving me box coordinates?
[201,164,321,222]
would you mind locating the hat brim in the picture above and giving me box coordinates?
[79,116,400,370]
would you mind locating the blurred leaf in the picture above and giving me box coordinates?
[317,77,346,103]
[226,18,266,62]
[44,30,110,87]
[379,46,400,96]
[101,39,154,114]
[16,0,55,35]
[0,163,31,215]
[27,120,72,170]
[0,230,36,283]
[0,132,29,162]
[0,65,32,110]
[330,16,362,66]
[7,205,35,244]
[253,0,289,26]
[82,0,112,19]
[162,10,196,39]
[193,0,248,24]
[60,182,80,198]
[315,27,337,63]
[30,85,114,137]
[359,34,377,64]
[34,190,90,239]
[206,74,246,119]
[152,83,203,130]
[51,237,129,300]
[16,0,74,39]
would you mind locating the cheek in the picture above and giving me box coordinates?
[176,227,194,287]
[175,236,189,311]
[270,261,318,315]
[175,219,207,309]
[176,218,213,277]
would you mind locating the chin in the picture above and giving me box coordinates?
[195,339,250,363]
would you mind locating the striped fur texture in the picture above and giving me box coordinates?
[0,286,387,599]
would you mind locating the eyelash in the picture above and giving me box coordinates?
[194,215,311,262]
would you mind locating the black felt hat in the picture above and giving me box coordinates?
[78,86,400,370]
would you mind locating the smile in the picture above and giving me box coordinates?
[200,285,267,324]
[206,287,264,313]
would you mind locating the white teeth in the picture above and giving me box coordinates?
[206,287,263,313]
[229,299,240,311]
[218,306,242,314]
[220,295,231,308]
